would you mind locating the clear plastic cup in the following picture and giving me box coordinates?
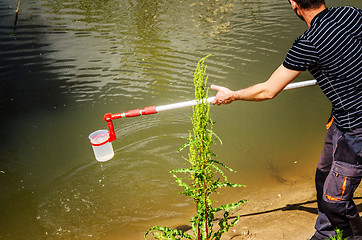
[89,130,114,162]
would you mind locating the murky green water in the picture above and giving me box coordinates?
[1,0,361,239]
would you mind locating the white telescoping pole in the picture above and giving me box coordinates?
[283,79,317,90]
[156,79,317,112]
[156,97,215,112]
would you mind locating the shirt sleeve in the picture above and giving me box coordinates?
[283,37,319,71]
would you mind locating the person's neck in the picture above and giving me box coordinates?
[300,5,327,27]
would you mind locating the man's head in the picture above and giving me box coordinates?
[288,0,326,23]
[288,0,326,10]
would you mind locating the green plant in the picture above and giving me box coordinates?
[145,55,246,240]
[328,228,348,240]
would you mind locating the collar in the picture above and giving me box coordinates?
[310,8,329,27]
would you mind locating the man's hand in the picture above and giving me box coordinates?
[211,85,236,105]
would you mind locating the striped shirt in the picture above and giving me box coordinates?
[283,7,362,131]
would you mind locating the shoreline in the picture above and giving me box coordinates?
[223,180,318,239]
[182,179,362,240]
[119,176,362,240]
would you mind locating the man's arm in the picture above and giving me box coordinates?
[211,64,302,105]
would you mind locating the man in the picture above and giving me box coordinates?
[211,0,362,239]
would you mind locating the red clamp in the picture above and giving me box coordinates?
[104,113,118,142]
[103,105,157,143]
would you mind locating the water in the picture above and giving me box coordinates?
[0,0,361,239]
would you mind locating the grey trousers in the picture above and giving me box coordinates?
[314,121,362,240]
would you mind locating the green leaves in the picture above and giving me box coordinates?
[145,226,194,240]
[145,55,246,240]
[328,228,348,240]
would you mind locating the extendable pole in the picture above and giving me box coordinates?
[283,79,316,90]
[104,80,317,142]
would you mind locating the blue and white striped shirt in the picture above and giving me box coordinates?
[283,7,362,131]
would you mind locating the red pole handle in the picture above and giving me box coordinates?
[103,105,158,142]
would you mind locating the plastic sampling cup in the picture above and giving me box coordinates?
[89,130,114,162]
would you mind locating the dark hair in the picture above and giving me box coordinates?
[289,0,326,9]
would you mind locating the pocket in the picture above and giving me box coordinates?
[323,161,362,202]
[334,133,362,164]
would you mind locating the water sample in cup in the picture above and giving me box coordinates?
[89,130,114,162]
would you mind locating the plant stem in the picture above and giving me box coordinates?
[204,178,209,240]
[201,139,209,240]
[197,201,201,240]
[14,0,21,30]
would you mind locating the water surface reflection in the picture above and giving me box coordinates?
[0,0,360,239]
